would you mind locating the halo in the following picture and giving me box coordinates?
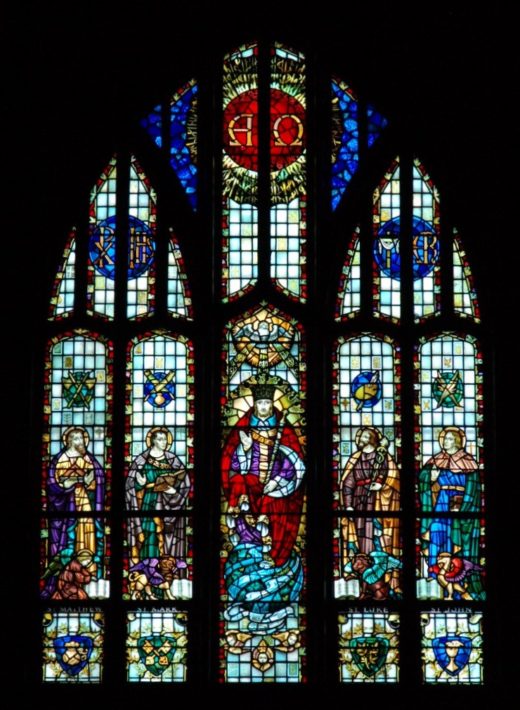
[62,426,90,448]
[146,426,173,450]
[76,549,94,564]
[438,426,465,450]
[355,426,381,448]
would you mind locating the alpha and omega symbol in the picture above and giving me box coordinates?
[223,89,305,172]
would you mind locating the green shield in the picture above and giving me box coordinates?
[349,636,389,677]
[137,635,177,676]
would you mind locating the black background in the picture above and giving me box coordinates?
[5,2,514,706]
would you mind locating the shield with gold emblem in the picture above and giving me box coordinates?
[349,636,389,677]
[137,635,177,676]
[53,635,93,676]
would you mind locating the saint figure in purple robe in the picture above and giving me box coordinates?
[41,426,105,599]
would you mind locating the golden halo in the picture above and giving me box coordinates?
[62,426,90,448]
[76,549,94,563]
[146,426,173,450]
[438,426,465,450]
[355,426,381,447]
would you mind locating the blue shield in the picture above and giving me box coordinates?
[432,635,472,675]
[144,370,176,408]
[53,634,93,676]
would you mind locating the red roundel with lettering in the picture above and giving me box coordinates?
[223,88,305,172]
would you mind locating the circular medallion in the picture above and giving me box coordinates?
[223,88,305,172]
[374,216,439,280]
[89,215,155,280]
[351,371,382,410]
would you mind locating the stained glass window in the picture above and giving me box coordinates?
[220,305,306,682]
[336,228,361,319]
[453,229,480,322]
[126,610,188,682]
[331,80,387,210]
[338,612,399,683]
[421,611,484,684]
[168,232,193,319]
[87,157,117,319]
[270,43,307,300]
[373,158,401,322]
[127,156,157,320]
[415,334,485,603]
[333,334,401,602]
[412,159,441,322]
[125,332,194,601]
[36,32,493,695]
[43,139,194,680]
[43,611,104,683]
[222,42,259,300]
[334,150,485,685]
[41,332,113,603]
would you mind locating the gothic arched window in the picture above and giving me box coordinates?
[28,21,501,701]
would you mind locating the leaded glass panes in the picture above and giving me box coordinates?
[126,610,188,682]
[220,305,307,682]
[127,156,157,320]
[270,42,307,300]
[453,229,480,322]
[412,159,441,322]
[43,611,104,683]
[373,158,401,322]
[141,80,198,210]
[125,332,194,601]
[222,42,259,300]
[336,227,361,320]
[87,157,117,319]
[421,611,484,684]
[338,612,399,683]
[49,230,76,319]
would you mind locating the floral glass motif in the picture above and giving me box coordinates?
[127,610,188,682]
[338,612,399,683]
[43,611,104,683]
[220,305,306,682]
[421,611,483,684]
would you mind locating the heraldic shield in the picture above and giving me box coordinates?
[53,635,94,676]
[144,370,176,408]
[432,635,472,675]
[432,370,464,408]
[349,636,389,677]
[137,635,177,676]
